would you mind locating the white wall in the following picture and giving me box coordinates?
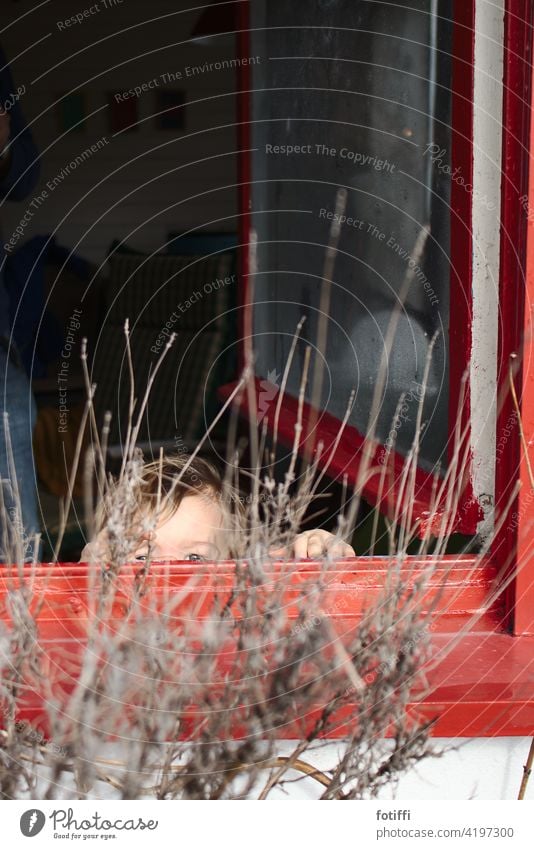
[28,738,534,800]
[267,738,534,800]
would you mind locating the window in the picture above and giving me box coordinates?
[233,0,507,539]
[234,0,488,537]
[249,0,453,473]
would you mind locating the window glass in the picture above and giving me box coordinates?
[249,0,454,471]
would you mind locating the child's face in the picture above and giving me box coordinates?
[134,494,225,562]
[81,493,226,563]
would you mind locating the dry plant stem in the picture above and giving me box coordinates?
[93,756,333,798]
[83,448,96,547]
[226,756,334,793]
[303,187,347,468]
[52,399,93,562]
[369,393,407,554]
[341,225,431,541]
[367,223,430,447]
[394,421,483,629]
[288,452,325,540]
[80,339,105,464]
[2,414,25,566]
[391,445,419,554]
[307,389,355,503]
[270,316,306,475]
[283,346,312,499]
[518,737,534,799]
[168,369,251,498]
[122,330,177,471]
[431,395,474,556]
[407,372,471,564]
[399,332,439,547]
[121,318,137,469]
[257,743,327,799]
[0,470,9,562]
[97,411,112,497]
[248,412,268,552]
[223,379,245,477]
[245,227,258,368]
[509,355,534,489]
[324,618,366,694]
[244,361,260,517]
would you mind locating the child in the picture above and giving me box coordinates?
[80,454,354,563]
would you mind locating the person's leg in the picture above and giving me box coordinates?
[0,344,40,562]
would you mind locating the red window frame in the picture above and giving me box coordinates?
[1,554,532,739]
[493,0,534,638]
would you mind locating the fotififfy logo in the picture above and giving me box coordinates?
[20,809,46,837]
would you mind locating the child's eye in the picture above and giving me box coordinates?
[135,554,148,562]
[185,553,205,562]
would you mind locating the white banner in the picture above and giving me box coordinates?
[2,800,533,847]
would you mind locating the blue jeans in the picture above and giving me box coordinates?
[0,342,39,561]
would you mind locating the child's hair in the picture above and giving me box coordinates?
[137,453,245,556]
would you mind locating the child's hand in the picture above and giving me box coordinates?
[79,531,109,562]
[270,529,355,559]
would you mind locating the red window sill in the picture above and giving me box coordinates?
[1,558,532,738]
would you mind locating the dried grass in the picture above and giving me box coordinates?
[0,216,508,800]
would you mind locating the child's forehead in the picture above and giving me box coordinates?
[159,492,223,526]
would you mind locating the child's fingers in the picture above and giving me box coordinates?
[270,534,355,560]
[329,540,356,557]
[300,531,355,558]
[303,532,328,558]
[290,531,325,558]
[268,545,289,558]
